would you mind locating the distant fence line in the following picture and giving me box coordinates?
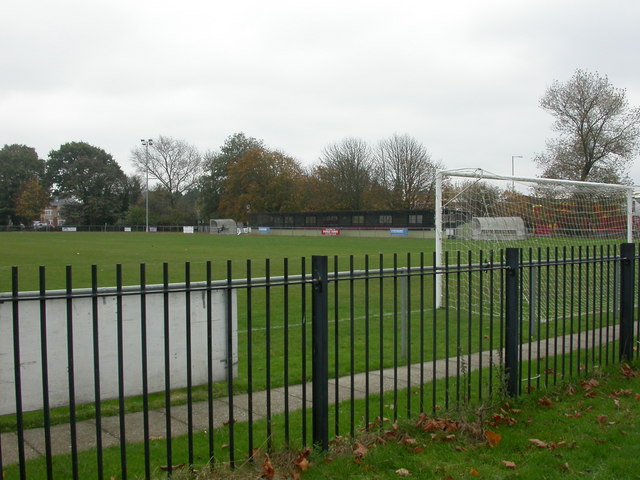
[1,224,437,238]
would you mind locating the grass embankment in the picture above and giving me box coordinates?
[186,362,640,480]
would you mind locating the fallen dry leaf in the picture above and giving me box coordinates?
[294,448,311,472]
[610,389,633,398]
[295,456,310,472]
[490,413,517,427]
[580,379,600,391]
[484,430,502,447]
[502,460,517,469]
[159,463,185,471]
[395,468,411,476]
[597,415,608,426]
[538,396,554,407]
[529,438,548,449]
[353,442,369,458]
[262,454,275,479]
[402,435,417,446]
[469,466,480,476]
[548,441,566,450]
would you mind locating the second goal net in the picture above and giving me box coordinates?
[434,169,636,321]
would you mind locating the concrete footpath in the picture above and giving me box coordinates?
[1,325,618,466]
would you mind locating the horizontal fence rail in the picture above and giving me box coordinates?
[0,245,638,479]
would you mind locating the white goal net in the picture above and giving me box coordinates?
[434,169,636,319]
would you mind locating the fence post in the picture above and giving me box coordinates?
[619,243,635,362]
[505,248,520,397]
[312,256,329,450]
[401,268,408,359]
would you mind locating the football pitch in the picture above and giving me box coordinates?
[0,232,437,291]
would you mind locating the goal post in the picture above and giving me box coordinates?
[435,168,635,309]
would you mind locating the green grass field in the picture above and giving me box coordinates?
[0,232,436,291]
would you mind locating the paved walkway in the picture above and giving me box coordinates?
[1,325,619,466]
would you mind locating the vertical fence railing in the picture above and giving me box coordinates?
[1,244,639,477]
[620,243,635,362]
[311,256,329,450]
[505,249,520,397]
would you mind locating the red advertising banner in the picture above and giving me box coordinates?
[321,228,341,236]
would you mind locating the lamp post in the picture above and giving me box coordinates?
[511,155,523,190]
[141,139,153,232]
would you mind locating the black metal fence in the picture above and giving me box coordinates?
[0,244,637,479]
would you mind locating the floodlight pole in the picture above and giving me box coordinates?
[141,139,153,232]
[511,155,522,190]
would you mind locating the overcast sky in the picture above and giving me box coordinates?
[3,0,640,182]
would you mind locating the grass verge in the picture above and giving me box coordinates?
[295,362,640,480]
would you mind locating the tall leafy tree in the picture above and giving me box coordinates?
[131,135,203,208]
[535,69,640,183]
[14,179,49,224]
[218,148,304,222]
[199,132,264,219]
[0,144,45,224]
[45,142,128,225]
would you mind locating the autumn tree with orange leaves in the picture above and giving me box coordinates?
[218,148,306,222]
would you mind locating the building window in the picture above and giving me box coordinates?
[408,214,423,225]
[44,209,53,216]
[379,215,392,225]
[352,215,364,225]
[305,216,316,226]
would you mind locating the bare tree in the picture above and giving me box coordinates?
[131,135,203,207]
[535,69,640,183]
[375,134,442,209]
[315,137,375,210]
